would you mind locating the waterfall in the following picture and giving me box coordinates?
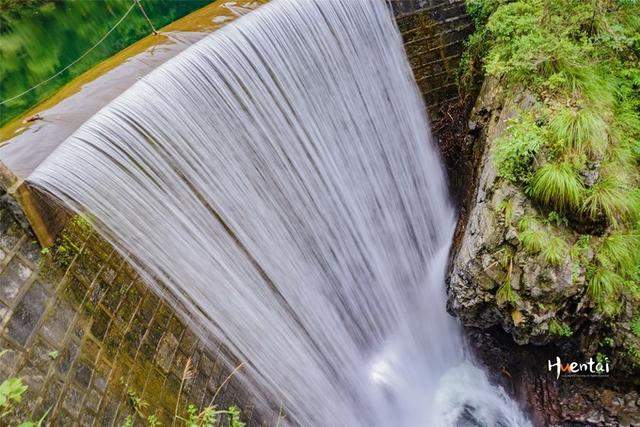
[29,0,531,425]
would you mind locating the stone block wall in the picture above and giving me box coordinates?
[0,203,254,426]
[394,0,473,116]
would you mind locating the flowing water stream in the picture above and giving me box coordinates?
[29,0,531,425]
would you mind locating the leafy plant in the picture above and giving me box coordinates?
[493,113,544,184]
[0,377,27,419]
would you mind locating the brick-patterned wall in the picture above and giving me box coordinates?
[0,204,254,426]
[394,0,473,116]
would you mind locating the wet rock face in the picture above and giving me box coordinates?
[447,79,585,346]
[449,78,640,425]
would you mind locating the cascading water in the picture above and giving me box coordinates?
[29,0,531,425]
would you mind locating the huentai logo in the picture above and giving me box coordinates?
[547,356,610,379]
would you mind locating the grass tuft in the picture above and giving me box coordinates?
[583,172,640,225]
[549,107,608,155]
[528,161,584,211]
[588,268,624,316]
[518,216,546,253]
[542,236,569,265]
[596,232,640,278]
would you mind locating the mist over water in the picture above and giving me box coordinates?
[30,0,531,425]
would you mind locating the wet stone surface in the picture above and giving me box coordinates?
[0,203,252,425]
[6,282,47,345]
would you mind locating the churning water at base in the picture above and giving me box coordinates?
[30,0,531,425]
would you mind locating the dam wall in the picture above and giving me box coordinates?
[0,1,472,425]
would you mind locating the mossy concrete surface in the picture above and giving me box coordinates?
[0,203,254,426]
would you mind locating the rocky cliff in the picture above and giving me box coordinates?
[447,77,640,426]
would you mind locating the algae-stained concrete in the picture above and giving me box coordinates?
[0,203,254,425]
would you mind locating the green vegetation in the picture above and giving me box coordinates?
[492,113,543,185]
[631,314,640,336]
[466,0,640,321]
[0,376,27,419]
[496,249,520,306]
[528,162,584,212]
[498,198,514,225]
[549,319,573,337]
[118,359,249,427]
[517,216,569,266]
[0,350,49,426]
